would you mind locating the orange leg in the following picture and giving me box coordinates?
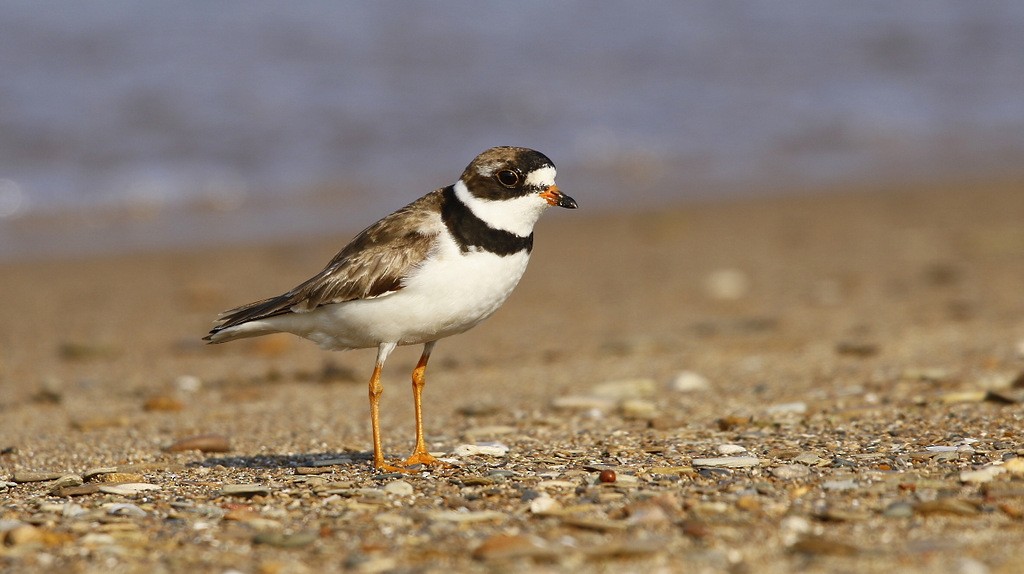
[369,342,405,472]
[403,341,441,467]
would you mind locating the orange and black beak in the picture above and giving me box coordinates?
[539,185,578,209]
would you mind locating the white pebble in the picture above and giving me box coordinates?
[550,396,616,412]
[591,378,657,400]
[704,268,750,300]
[529,495,561,514]
[383,480,414,496]
[822,479,858,491]
[716,444,747,455]
[98,483,161,495]
[669,371,712,392]
[453,442,510,457]
[174,375,203,393]
[960,466,1006,484]
[692,456,761,468]
[764,402,807,415]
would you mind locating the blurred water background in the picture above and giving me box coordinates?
[1,1,1023,260]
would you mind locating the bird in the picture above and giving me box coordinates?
[204,146,577,471]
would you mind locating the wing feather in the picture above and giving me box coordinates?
[205,190,443,337]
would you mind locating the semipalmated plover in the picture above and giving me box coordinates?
[205,146,576,471]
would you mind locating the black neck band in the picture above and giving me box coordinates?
[440,186,534,256]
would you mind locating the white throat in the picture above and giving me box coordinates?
[453,180,548,237]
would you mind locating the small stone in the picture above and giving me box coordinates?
[174,375,203,393]
[253,530,318,548]
[883,502,915,518]
[791,535,860,556]
[692,456,761,468]
[472,534,555,561]
[164,434,231,453]
[960,466,1007,484]
[94,472,146,483]
[669,371,711,392]
[941,391,988,404]
[717,444,747,455]
[550,395,616,411]
[764,402,807,415]
[456,402,502,416]
[793,452,823,465]
[620,399,657,420]
[529,495,561,514]
[428,510,507,523]
[11,471,64,483]
[383,480,414,496]
[914,498,979,516]
[453,442,509,457]
[83,467,120,481]
[822,479,858,491]
[55,484,101,497]
[47,475,84,492]
[1003,458,1024,475]
[771,464,810,480]
[704,268,749,300]
[143,395,185,411]
[835,341,880,357]
[4,524,44,546]
[98,483,161,495]
[592,378,657,400]
[598,469,617,483]
[105,503,147,517]
[218,484,270,498]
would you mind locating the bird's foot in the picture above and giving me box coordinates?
[372,452,446,474]
[402,451,444,467]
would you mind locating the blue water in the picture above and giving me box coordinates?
[1,2,1023,258]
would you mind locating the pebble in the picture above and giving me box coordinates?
[717,444,747,455]
[49,474,84,489]
[99,483,162,495]
[143,395,185,411]
[692,456,761,468]
[253,530,318,548]
[704,268,750,300]
[793,452,823,465]
[771,464,810,480]
[383,480,414,496]
[105,503,147,517]
[550,395,616,411]
[1003,458,1024,475]
[821,479,858,491]
[915,498,979,516]
[453,442,509,457]
[764,402,807,415]
[669,371,711,392]
[11,471,64,483]
[217,484,270,497]
[529,495,561,514]
[427,510,507,523]
[883,502,915,518]
[620,398,658,419]
[174,375,203,393]
[472,534,555,561]
[165,434,232,453]
[592,378,657,399]
[960,466,1006,484]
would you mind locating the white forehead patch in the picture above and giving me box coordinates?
[524,166,556,188]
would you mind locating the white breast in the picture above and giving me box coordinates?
[270,231,531,350]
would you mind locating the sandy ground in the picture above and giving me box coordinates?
[2,182,1024,573]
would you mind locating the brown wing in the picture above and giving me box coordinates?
[206,190,444,335]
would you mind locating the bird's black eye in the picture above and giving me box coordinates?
[496,170,520,188]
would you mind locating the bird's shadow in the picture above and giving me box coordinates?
[194,451,371,469]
